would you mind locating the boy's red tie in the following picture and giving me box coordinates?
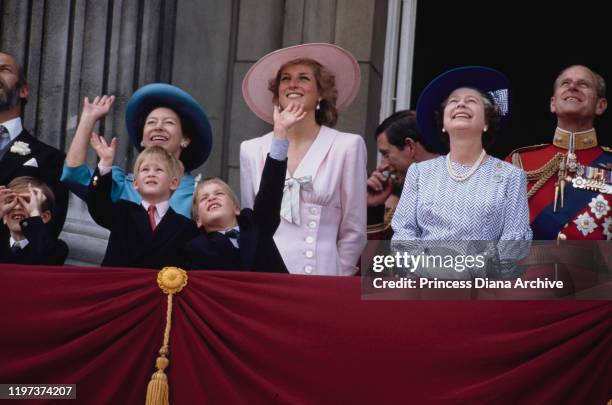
[148,205,156,231]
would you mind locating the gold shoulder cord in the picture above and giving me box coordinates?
[519,153,564,200]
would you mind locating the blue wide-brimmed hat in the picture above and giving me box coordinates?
[125,83,213,172]
[416,66,511,153]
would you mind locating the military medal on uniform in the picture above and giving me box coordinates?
[570,163,612,195]
[550,128,610,211]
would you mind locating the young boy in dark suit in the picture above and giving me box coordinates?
[183,129,290,273]
[0,176,68,265]
[87,137,197,269]
[183,155,287,273]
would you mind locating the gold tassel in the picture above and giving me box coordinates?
[145,267,188,405]
[145,351,170,405]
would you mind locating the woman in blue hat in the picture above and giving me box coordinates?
[391,66,532,242]
[61,84,212,218]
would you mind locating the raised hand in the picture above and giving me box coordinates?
[81,95,116,121]
[367,164,394,207]
[20,184,47,217]
[0,186,17,217]
[90,132,118,167]
[273,101,307,138]
[66,95,116,167]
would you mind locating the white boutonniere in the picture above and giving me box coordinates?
[10,141,31,156]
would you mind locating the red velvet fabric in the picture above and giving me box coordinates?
[1,265,610,404]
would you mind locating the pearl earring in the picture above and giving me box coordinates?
[441,128,446,133]
[140,140,145,147]
[483,126,488,132]
[316,99,321,111]
[181,142,188,148]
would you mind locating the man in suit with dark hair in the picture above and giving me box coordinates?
[0,51,68,237]
[367,110,440,238]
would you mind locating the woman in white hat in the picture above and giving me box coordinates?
[241,43,367,276]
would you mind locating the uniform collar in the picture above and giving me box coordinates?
[553,127,598,150]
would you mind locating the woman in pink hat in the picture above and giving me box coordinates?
[240,43,367,276]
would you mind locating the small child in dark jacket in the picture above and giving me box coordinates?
[183,136,289,273]
[87,136,197,269]
[0,176,68,265]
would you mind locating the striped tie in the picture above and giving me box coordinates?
[0,125,9,150]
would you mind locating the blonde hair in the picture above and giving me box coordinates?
[133,145,184,180]
[192,177,240,222]
[7,176,55,213]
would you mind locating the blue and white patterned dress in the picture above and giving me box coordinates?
[391,155,532,241]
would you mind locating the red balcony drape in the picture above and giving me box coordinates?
[0,265,610,404]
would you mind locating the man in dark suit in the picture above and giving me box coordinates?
[367,110,441,239]
[0,51,68,237]
[184,140,288,273]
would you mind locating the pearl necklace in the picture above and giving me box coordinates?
[446,149,487,182]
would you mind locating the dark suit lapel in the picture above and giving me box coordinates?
[0,131,37,184]
[17,244,32,262]
[194,232,241,270]
[193,233,219,257]
[150,208,184,248]
[129,203,156,241]
[238,212,257,270]
[206,232,235,249]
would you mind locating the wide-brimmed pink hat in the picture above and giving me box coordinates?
[242,43,361,124]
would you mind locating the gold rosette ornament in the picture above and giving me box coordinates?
[157,266,188,294]
[145,267,188,405]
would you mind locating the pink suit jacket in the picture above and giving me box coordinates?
[240,126,367,276]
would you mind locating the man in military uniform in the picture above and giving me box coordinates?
[508,65,611,240]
